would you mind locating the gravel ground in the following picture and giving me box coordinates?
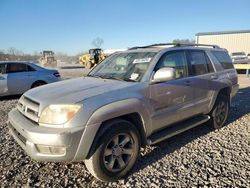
[0,73,249,187]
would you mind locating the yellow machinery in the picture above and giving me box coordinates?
[79,48,106,69]
[234,63,250,77]
[39,50,57,67]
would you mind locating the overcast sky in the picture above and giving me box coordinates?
[0,0,249,55]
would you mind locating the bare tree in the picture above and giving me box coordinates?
[92,37,104,48]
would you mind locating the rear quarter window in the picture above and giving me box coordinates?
[211,51,234,69]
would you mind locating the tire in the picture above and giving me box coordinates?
[209,94,229,129]
[86,61,92,69]
[31,81,46,88]
[85,119,140,182]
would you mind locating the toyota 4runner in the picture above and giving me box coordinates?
[8,43,239,181]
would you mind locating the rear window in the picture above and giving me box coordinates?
[211,51,234,69]
[231,52,246,56]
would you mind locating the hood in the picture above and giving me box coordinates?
[24,77,135,107]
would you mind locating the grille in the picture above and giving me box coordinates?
[17,96,40,123]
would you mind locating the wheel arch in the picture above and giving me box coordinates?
[210,85,231,113]
[81,98,150,159]
[86,114,146,159]
[31,80,47,88]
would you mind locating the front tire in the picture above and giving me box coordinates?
[85,61,92,69]
[85,119,140,182]
[209,94,229,129]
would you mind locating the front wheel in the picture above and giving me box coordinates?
[209,94,229,129]
[85,119,140,182]
[85,61,92,69]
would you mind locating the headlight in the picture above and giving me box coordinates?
[39,104,82,125]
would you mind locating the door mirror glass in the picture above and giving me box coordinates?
[151,67,176,83]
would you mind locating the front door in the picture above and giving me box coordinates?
[149,50,195,132]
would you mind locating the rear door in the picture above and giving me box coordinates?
[186,50,215,114]
[0,63,8,96]
[6,63,30,94]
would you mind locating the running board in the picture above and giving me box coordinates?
[147,115,210,145]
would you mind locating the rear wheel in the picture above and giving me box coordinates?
[85,119,140,182]
[209,94,229,129]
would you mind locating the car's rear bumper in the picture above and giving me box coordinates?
[8,108,91,162]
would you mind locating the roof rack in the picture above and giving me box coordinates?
[175,43,220,48]
[129,43,220,50]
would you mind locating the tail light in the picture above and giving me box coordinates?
[53,72,60,77]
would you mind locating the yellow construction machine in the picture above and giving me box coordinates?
[39,50,57,67]
[79,48,106,69]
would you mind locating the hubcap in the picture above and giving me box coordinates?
[215,101,227,124]
[103,133,134,172]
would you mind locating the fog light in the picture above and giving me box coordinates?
[36,144,66,155]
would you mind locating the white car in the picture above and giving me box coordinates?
[231,52,248,63]
[0,61,61,97]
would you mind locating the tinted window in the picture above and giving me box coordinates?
[155,51,188,79]
[212,51,234,69]
[206,55,215,73]
[187,51,209,76]
[0,64,6,74]
[7,63,27,73]
[27,65,36,71]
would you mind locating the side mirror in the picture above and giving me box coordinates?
[151,67,176,83]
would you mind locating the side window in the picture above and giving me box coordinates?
[0,64,6,74]
[155,51,188,79]
[7,63,28,73]
[211,51,234,69]
[27,65,36,71]
[187,50,210,76]
[206,55,215,73]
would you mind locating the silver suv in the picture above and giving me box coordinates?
[8,43,239,181]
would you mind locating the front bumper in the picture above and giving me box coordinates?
[8,108,86,162]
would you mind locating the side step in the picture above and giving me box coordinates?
[147,115,210,145]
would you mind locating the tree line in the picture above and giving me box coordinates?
[0,47,79,63]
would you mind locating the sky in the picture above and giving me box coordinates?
[0,0,249,55]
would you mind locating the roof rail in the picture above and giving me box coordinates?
[175,43,220,48]
[129,43,220,50]
[129,43,176,50]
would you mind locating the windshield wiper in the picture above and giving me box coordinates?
[88,75,136,82]
[87,75,103,79]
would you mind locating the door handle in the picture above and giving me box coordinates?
[0,76,5,80]
[211,75,218,80]
[184,80,191,86]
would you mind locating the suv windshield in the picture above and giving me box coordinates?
[88,52,156,82]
